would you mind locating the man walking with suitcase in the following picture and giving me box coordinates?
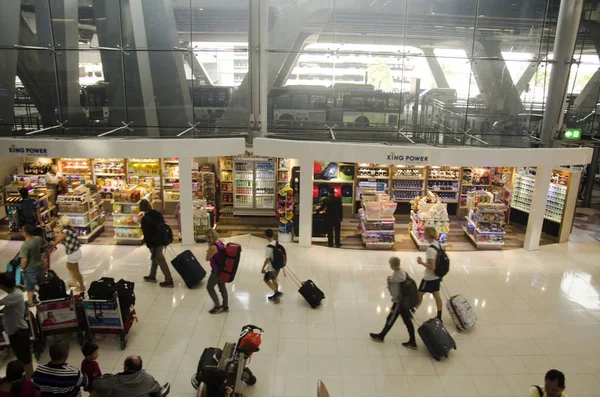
[261,229,286,303]
[140,200,174,288]
[369,257,417,349]
[416,227,445,322]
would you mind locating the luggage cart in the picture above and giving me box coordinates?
[37,291,84,346]
[0,303,44,361]
[83,292,136,350]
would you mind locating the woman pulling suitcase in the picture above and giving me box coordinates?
[205,230,229,314]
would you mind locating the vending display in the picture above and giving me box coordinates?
[57,186,106,243]
[220,157,234,215]
[162,158,180,203]
[233,158,276,215]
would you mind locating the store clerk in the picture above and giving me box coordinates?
[45,164,64,204]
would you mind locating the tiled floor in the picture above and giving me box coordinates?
[0,223,599,397]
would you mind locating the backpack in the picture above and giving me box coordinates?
[271,242,287,271]
[429,244,450,278]
[155,223,173,247]
[88,277,116,300]
[114,279,135,321]
[218,243,242,283]
[18,199,36,226]
[399,274,418,311]
[38,270,67,301]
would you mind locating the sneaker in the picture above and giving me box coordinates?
[144,276,157,283]
[369,333,384,343]
[209,306,222,314]
[402,341,418,350]
[220,306,229,313]
[159,281,174,288]
[268,294,277,301]
[274,291,284,297]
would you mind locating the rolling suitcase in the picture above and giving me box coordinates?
[446,294,477,331]
[171,250,206,289]
[442,283,477,331]
[287,268,325,309]
[417,317,456,361]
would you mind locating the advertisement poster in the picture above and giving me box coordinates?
[38,300,76,330]
[83,301,122,328]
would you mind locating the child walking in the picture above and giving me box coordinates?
[81,341,101,392]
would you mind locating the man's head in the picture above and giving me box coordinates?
[424,227,438,241]
[544,369,566,397]
[0,273,16,292]
[328,187,335,196]
[265,228,274,241]
[389,256,401,271]
[21,224,35,239]
[81,341,99,360]
[124,356,143,373]
[50,164,58,174]
[49,340,70,364]
[19,187,29,199]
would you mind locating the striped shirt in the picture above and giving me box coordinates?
[33,363,88,397]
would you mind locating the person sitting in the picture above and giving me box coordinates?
[93,356,161,397]
[32,340,88,397]
[0,360,39,397]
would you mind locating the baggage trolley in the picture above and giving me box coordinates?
[192,325,261,397]
[37,291,84,346]
[83,292,136,350]
[0,303,44,361]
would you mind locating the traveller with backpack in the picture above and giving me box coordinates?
[16,188,38,229]
[416,227,449,322]
[370,256,418,348]
[50,216,85,291]
[261,229,286,303]
[140,200,174,288]
[204,230,228,314]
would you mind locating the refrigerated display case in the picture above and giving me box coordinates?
[233,158,276,216]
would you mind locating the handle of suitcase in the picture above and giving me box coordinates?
[284,267,302,288]
[440,281,452,300]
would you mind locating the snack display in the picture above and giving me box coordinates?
[464,191,506,249]
[58,187,105,243]
[426,167,459,203]
[392,166,425,203]
[112,185,151,244]
[409,194,450,249]
[460,167,492,207]
[163,159,180,203]
[359,199,397,250]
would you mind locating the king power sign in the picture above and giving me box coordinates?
[386,152,429,164]
[6,144,49,157]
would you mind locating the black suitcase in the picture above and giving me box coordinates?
[171,250,206,289]
[192,347,222,389]
[417,317,456,361]
[298,280,325,308]
[88,277,115,300]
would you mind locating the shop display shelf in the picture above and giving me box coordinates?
[235,193,253,196]
[427,189,459,193]
[393,188,423,191]
[393,177,425,180]
[510,205,530,213]
[427,178,460,181]
[357,176,390,180]
[95,173,126,177]
[409,230,447,251]
[59,210,91,216]
[163,160,179,164]
[461,184,491,187]
[465,217,505,235]
[313,179,354,184]
[462,226,504,249]
[365,214,395,222]
[364,242,395,250]
[256,194,274,196]
[78,224,104,243]
[115,236,143,241]
[113,224,141,228]
[362,229,395,234]
[544,216,562,223]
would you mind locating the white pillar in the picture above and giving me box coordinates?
[179,157,194,246]
[299,157,313,247]
[523,166,552,251]
[258,0,269,135]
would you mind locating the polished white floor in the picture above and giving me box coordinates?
[0,229,599,397]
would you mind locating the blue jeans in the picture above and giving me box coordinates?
[23,269,45,291]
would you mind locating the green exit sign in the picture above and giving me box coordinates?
[564,129,582,140]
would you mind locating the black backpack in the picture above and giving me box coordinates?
[88,277,116,300]
[430,244,450,278]
[271,242,287,271]
[114,279,135,321]
[155,223,173,247]
[18,199,37,226]
[399,274,418,311]
[38,270,67,301]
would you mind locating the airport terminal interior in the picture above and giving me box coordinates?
[1,0,600,396]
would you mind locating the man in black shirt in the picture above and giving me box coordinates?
[317,187,343,248]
